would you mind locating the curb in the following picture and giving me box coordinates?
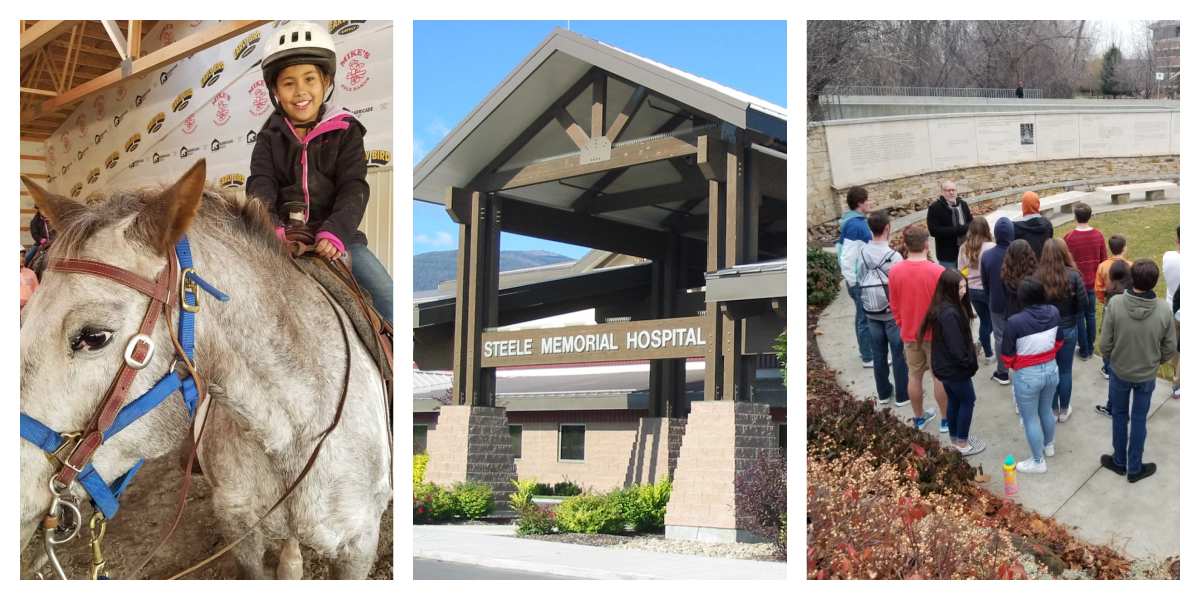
[414,550,661,579]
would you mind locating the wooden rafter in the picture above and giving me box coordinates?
[128,21,142,59]
[466,67,600,189]
[606,85,647,142]
[20,87,57,97]
[477,131,702,193]
[26,20,268,123]
[591,71,606,138]
[20,20,79,59]
[571,112,688,213]
[100,20,130,61]
[64,24,83,92]
[553,107,590,151]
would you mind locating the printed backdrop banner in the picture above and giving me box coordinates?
[44,20,393,200]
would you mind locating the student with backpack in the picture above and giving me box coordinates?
[837,186,876,368]
[958,217,996,362]
[921,268,984,455]
[858,210,907,408]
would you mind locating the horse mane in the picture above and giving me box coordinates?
[49,184,281,260]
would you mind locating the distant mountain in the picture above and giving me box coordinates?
[413,249,576,291]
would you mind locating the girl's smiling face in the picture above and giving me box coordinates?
[274,64,330,124]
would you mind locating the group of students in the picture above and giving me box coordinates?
[838,182,1179,483]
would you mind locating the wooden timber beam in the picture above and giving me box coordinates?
[585,180,708,215]
[606,85,647,142]
[100,20,129,61]
[591,71,606,138]
[553,107,590,151]
[681,197,785,232]
[570,112,688,213]
[20,20,79,59]
[27,20,268,122]
[466,67,600,189]
[478,130,703,192]
[128,21,142,59]
[20,87,57,97]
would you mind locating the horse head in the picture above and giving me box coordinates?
[19,161,208,550]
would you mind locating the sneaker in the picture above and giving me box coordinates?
[991,372,1011,385]
[955,437,987,457]
[1057,405,1073,423]
[1101,366,1109,380]
[939,419,949,433]
[1078,350,1092,361]
[862,359,874,368]
[876,395,891,407]
[1044,443,1055,457]
[1095,405,1112,418]
[1172,387,1180,400]
[1128,463,1158,483]
[893,397,911,408]
[1101,454,1126,476]
[910,409,936,430]
[1017,458,1048,474]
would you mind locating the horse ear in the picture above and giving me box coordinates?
[142,159,206,255]
[20,176,84,231]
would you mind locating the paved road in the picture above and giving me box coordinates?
[413,558,583,580]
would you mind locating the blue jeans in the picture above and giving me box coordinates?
[1109,374,1155,475]
[349,243,393,325]
[942,378,976,441]
[1076,290,1097,357]
[867,318,908,402]
[847,284,872,362]
[968,288,993,356]
[991,311,1008,376]
[1014,361,1059,461]
[1053,325,1078,412]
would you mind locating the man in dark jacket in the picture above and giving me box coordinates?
[926,180,972,270]
[980,217,1014,385]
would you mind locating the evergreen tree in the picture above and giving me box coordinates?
[1101,45,1123,97]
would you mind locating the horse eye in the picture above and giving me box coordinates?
[71,328,114,352]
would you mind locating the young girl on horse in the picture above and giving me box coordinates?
[246,22,392,324]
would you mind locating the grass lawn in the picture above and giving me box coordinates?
[1054,204,1179,382]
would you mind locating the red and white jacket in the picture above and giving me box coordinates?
[1000,303,1063,371]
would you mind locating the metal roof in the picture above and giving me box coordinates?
[413,27,787,233]
[705,258,787,303]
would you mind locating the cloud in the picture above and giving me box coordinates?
[415,231,455,249]
[426,118,451,139]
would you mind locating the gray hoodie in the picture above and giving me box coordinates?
[1099,291,1178,382]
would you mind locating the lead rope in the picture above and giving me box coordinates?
[163,256,353,580]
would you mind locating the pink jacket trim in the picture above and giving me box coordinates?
[315,231,346,254]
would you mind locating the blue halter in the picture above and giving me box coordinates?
[20,237,229,519]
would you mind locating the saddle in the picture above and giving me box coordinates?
[283,225,394,400]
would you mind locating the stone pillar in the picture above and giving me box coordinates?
[424,405,517,508]
[625,417,686,486]
[664,402,779,543]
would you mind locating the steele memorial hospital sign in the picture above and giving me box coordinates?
[480,316,707,367]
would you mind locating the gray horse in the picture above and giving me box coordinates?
[19,160,391,579]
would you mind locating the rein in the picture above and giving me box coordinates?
[20,237,229,579]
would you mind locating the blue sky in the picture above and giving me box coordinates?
[413,20,786,258]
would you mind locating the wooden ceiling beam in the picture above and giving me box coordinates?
[591,71,606,138]
[100,20,130,61]
[20,87,57,97]
[128,21,142,59]
[553,107,590,151]
[570,112,689,213]
[20,20,80,59]
[27,20,268,122]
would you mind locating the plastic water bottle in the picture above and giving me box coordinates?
[1003,454,1018,496]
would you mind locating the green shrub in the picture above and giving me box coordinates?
[413,481,457,523]
[510,479,539,513]
[530,483,554,496]
[515,505,557,536]
[807,246,842,307]
[551,480,583,497]
[556,493,625,534]
[452,482,494,519]
[413,454,429,486]
[616,480,672,532]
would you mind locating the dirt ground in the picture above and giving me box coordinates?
[20,453,393,580]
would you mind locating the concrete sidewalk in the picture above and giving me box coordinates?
[816,284,1179,560]
[413,524,787,580]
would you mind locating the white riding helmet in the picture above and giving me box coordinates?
[261,22,338,105]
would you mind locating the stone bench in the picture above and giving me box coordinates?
[1097,181,1176,205]
[990,190,1091,222]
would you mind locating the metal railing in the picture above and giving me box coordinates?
[824,85,1044,99]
